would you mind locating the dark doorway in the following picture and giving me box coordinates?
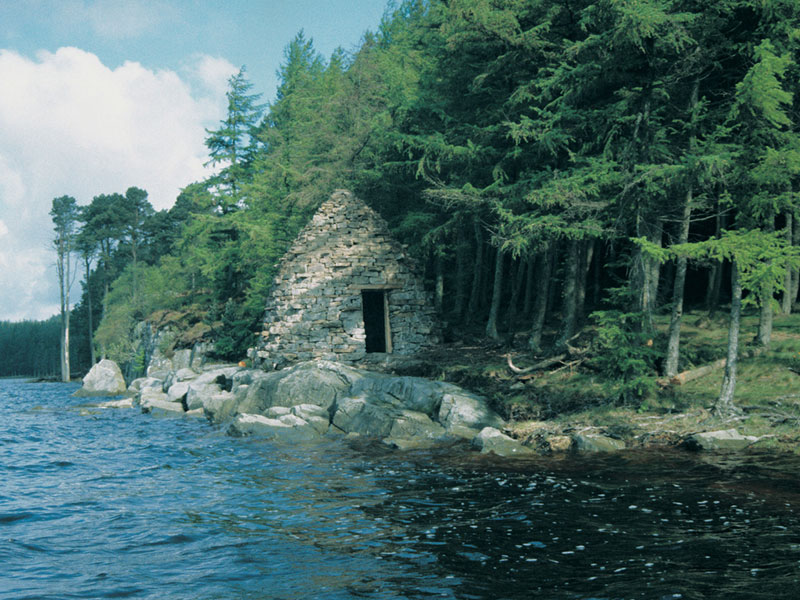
[361,290,388,352]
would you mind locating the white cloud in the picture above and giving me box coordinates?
[0,47,230,321]
[185,54,239,99]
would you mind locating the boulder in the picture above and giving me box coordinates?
[472,427,534,457]
[141,398,185,416]
[74,359,127,397]
[332,394,396,438]
[202,391,239,423]
[175,368,199,381]
[686,429,758,451]
[166,381,191,404]
[573,433,626,453]
[386,410,447,442]
[291,405,330,435]
[96,398,134,409]
[228,413,321,442]
[438,391,505,439]
[235,361,355,416]
[185,360,506,450]
[184,369,238,410]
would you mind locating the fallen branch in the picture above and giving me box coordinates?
[551,359,585,374]
[505,353,568,374]
[668,357,727,386]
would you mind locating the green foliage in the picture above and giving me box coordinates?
[212,299,258,361]
[589,310,660,404]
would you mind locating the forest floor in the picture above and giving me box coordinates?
[413,310,800,454]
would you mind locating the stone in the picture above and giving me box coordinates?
[235,360,355,417]
[186,382,223,411]
[202,392,238,423]
[686,429,758,451]
[175,368,199,381]
[140,388,169,403]
[438,391,505,439]
[387,410,447,442]
[332,394,396,438]
[96,398,134,409]
[573,433,626,453]
[127,378,148,393]
[75,359,127,397]
[228,413,321,442]
[472,427,534,457]
[166,381,191,404]
[141,398,185,415]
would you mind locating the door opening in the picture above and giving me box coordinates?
[361,290,390,353]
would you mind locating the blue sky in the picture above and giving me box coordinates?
[0,0,389,321]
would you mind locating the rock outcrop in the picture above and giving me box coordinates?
[74,359,127,397]
[131,359,510,453]
[685,429,759,451]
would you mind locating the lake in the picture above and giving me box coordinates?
[1,378,799,599]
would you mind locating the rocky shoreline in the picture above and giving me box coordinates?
[78,357,763,457]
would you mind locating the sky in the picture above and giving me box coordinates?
[0,0,388,322]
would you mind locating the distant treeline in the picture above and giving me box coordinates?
[0,318,61,378]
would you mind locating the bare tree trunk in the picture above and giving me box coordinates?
[529,243,554,353]
[467,218,484,323]
[665,79,699,376]
[706,208,725,316]
[453,225,469,319]
[782,209,793,314]
[485,247,504,340]
[665,186,693,377]
[716,261,742,417]
[523,255,535,317]
[505,257,527,336]
[575,238,595,324]
[434,253,444,314]
[631,213,661,333]
[756,209,775,348]
[555,239,580,351]
[791,209,800,310]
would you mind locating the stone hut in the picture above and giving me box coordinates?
[255,190,440,364]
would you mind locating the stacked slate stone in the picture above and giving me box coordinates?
[256,189,439,364]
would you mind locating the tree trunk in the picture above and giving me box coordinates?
[467,218,484,323]
[631,213,661,333]
[665,186,693,377]
[434,252,444,314]
[665,81,698,376]
[791,208,800,310]
[782,209,793,314]
[555,239,580,351]
[706,207,725,316]
[485,247,504,341]
[522,255,536,317]
[505,257,527,336]
[756,209,775,348]
[716,261,742,417]
[575,238,595,323]
[84,256,96,366]
[529,243,554,353]
[453,225,468,319]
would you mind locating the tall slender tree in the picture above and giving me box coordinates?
[50,195,79,382]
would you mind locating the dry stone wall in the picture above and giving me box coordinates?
[256,190,439,364]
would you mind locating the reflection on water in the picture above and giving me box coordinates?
[1,379,800,599]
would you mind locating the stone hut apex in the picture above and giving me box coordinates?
[256,189,440,364]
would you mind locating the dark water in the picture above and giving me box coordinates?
[2,380,800,599]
